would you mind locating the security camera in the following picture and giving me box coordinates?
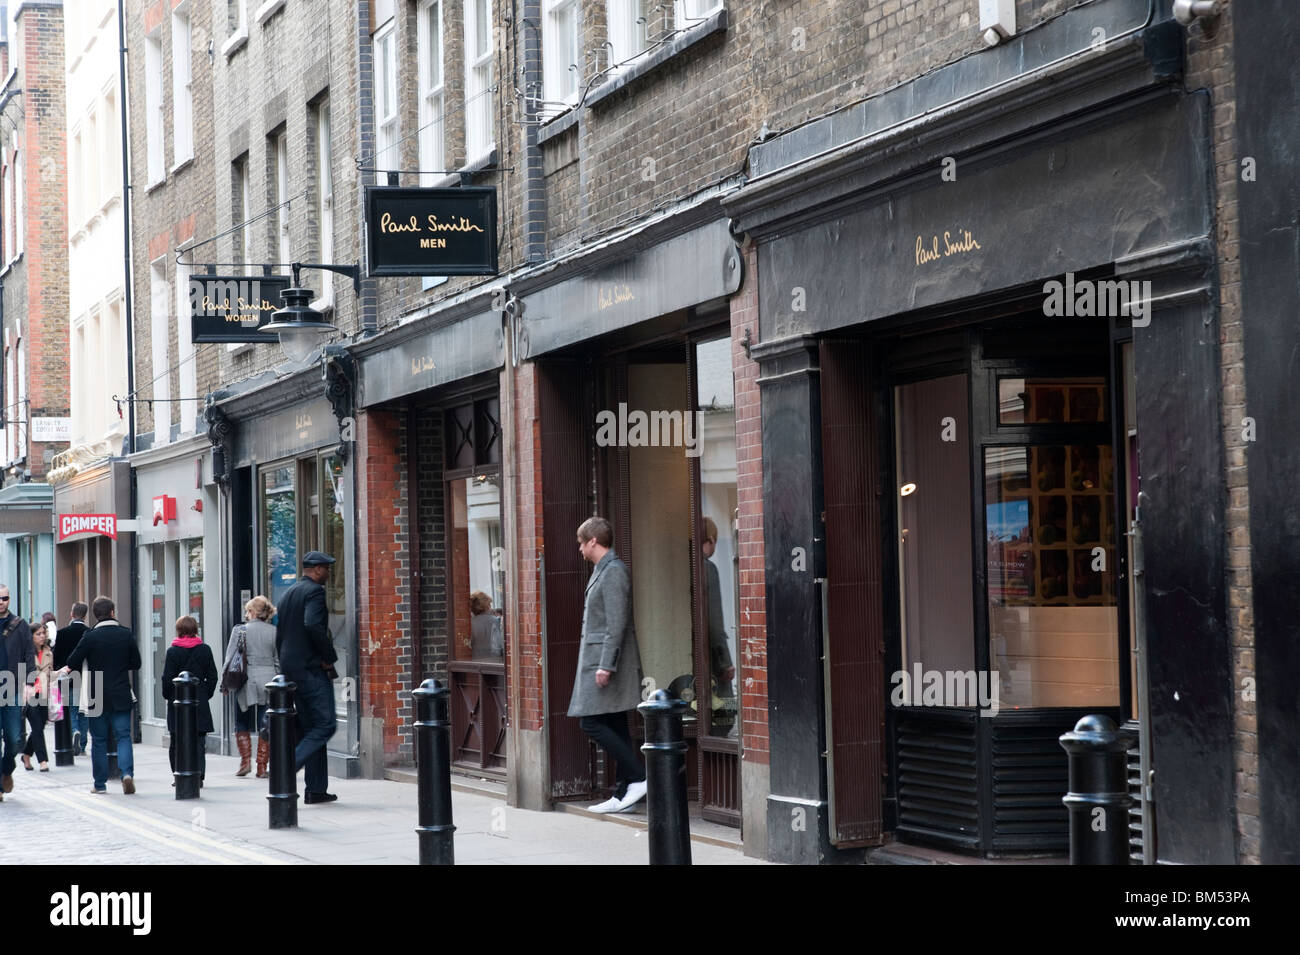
[1173,0,1221,26]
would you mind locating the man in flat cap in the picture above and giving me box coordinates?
[275,551,340,804]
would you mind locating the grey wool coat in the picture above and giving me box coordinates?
[568,550,643,717]
[223,619,280,709]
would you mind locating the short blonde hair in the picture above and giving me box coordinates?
[470,590,492,615]
[245,595,276,621]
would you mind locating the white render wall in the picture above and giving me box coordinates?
[66,0,129,449]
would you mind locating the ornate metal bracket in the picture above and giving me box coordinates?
[204,396,234,487]
[323,345,357,464]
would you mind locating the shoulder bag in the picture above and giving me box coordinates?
[221,625,249,694]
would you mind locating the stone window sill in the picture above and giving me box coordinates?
[222,27,249,59]
[255,0,286,27]
[537,107,578,146]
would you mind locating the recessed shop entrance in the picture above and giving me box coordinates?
[821,312,1136,855]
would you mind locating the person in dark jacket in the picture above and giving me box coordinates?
[275,552,339,804]
[52,602,90,755]
[161,615,218,784]
[0,584,35,800]
[59,596,141,795]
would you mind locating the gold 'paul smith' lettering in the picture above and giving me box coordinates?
[598,284,635,310]
[379,212,486,235]
[915,229,983,266]
[201,295,275,322]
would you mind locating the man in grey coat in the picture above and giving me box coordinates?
[568,516,647,813]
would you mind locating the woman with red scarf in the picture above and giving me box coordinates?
[161,616,218,784]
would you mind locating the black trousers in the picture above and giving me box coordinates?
[22,706,48,762]
[580,712,645,795]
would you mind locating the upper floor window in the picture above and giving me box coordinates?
[607,0,649,68]
[375,20,400,172]
[675,0,721,27]
[273,130,291,273]
[464,0,494,161]
[172,3,194,165]
[312,100,335,310]
[233,154,254,274]
[543,0,580,110]
[145,26,165,185]
[417,0,445,183]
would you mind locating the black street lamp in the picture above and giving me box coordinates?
[261,262,361,363]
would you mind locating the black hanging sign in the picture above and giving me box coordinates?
[189,274,291,343]
[366,186,498,277]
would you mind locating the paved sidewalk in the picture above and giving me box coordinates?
[2,732,766,865]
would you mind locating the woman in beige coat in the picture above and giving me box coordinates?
[221,595,279,777]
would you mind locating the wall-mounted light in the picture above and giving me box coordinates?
[900,482,917,497]
[262,262,359,364]
[1173,0,1221,28]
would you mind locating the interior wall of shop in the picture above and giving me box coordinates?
[1233,0,1300,865]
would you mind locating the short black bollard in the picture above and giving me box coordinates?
[173,671,201,799]
[638,689,691,865]
[54,675,75,766]
[1060,714,1135,865]
[266,676,299,829]
[413,679,455,865]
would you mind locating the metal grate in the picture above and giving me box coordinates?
[990,720,1070,853]
[1124,718,1144,863]
[895,712,979,847]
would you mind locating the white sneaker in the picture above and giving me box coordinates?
[587,796,623,813]
[615,779,648,812]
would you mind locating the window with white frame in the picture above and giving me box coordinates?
[85,309,101,435]
[2,156,12,263]
[375,20,399,172]
[464,0,494,161]
[145,27,165,184]
[607,0,650,68]
[543,0,579,111]
[71,316,86,433]
[149,261,172,440]
[176,261,196,435]
[12,135,21,258]
[3,332,13,464]
[312,100,335,310]
[274,130,291,273]
[233,155,254,274]
[86,109,100,213]
[417,0,445,184]
[70,128,83,227]
[106,297,126,434]
[675,0,721,28]
[172,3,194,165]
[14,336,25,463]
[102,85,121,199]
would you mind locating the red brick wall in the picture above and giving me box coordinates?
[732,244,768,765]
[357,408,413,760]
[511,361,545,732]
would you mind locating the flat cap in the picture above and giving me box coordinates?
[303,551,337,566]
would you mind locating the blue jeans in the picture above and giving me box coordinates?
[0,704,23,778]
[69,689,90,751]
[292,670,336,794]
[89,709,134,790]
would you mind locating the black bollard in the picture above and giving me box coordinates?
[412,679,455,865]
[638,689,691,865]
[266,676,299,829]
[1060,714,1135,865]
[54,675,75,766]
[172,671,201,799]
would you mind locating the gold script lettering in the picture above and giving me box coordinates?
[915,228,982,266]
[380,213,422,233]
[425,214,485,233]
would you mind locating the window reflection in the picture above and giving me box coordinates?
[261,465,297,606]
[452,474,505,661]
[695,337,739,738]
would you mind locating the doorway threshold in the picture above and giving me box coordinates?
[866,841,1066,865]
[552,799,744,851]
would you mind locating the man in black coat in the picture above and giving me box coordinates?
[275,551,339,803]
[52,601,90,755]
[60,596,141,795]
[0,584,35,799]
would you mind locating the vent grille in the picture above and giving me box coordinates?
[990,720,1070,853]
[1125,718,1145,864]
[896,712,979,847]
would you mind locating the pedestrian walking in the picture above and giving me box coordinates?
[20,619,54,772]
[275,552,339,804]
[162,615,218,784]
[221,595,279,778]
[59,596,141,795]
[569,517,648,813]
[0,585,35,802]
[52,603,90,755]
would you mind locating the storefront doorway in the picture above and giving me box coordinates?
[824,313,1132,855]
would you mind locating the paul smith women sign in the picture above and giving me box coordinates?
[366,186,498,276]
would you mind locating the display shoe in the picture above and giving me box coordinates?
[255,738,270,778]
[235,731,253,777]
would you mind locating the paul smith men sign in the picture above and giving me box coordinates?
[189,274,291,343]
[366,186,498,276]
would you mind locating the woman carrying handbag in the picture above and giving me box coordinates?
[221,596,279,778]
[21,618,54,771]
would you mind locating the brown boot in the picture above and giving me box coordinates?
[235,732,253,776]
[255,737,270,778]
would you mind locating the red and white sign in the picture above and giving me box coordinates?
[152,495,177,525]
[58,514,118,541]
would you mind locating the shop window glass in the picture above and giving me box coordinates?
[695,337,739,737]
[998,376,1107,426]
[450,475,505,661]
[261,465,297,605]
[985,443,1119,708]
[149,543,167,720]
[186,540,204,630]
[894,375,975,695]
